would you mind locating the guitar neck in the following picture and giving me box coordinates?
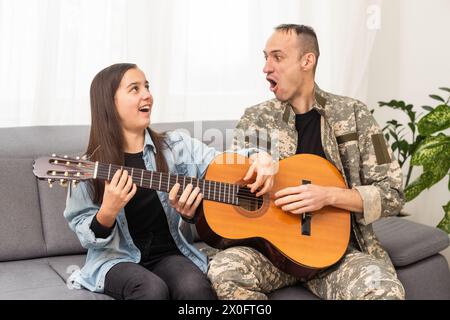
[94,162,239,205]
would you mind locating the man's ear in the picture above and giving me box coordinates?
[301,53,316,71]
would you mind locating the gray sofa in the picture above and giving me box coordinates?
[1,122,449,300]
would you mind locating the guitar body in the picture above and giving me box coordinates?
[196,153,351,279]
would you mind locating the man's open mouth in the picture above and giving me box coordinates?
[267,78,278,92]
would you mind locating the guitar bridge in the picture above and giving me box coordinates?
[301,179,311,236]
[301,213,312,236]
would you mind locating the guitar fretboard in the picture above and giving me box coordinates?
[95,163,240,205]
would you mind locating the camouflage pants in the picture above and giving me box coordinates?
[207,246,405,300]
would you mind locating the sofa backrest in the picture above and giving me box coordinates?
[0,121,237,261]
[0,126,90,261]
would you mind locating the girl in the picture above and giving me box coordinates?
[64,63,274,300]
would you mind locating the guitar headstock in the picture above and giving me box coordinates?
[33,154,95,188]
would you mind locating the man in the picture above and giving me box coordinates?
[207,24,405,300]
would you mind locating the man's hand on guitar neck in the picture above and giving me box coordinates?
[244,151,277,197]
[274,184,364,215]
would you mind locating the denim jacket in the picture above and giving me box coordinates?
[64,129,250,293]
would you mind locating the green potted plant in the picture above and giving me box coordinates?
[376,87,450,233]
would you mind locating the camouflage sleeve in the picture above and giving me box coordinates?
[353,101,405,225]
[230,106,259,152]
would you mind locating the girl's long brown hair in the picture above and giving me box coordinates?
[86,63,168,205]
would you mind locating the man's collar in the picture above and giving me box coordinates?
[282,83,328,123]
[313,83,327,112]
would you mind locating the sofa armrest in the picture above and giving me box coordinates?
[373,217,450,267]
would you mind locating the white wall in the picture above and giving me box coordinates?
[0,0,381,127]
[364,0,450,264]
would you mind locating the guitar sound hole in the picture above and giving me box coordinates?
[237,186,263,211]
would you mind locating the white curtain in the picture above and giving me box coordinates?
[0,0,381,127]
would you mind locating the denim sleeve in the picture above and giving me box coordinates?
[90,213,116,238]
[63,182,116,249]
[175,131,258,179]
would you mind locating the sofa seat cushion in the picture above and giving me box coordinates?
[373,217,450,267]
[396,254,450,300]
[0,256,112,300]
[46,254,87,283]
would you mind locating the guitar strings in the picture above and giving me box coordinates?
[95,166,260,196]
[94,167,263,203]
[94,167,264,204]
[53,163,264,205]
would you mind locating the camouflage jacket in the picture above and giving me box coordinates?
[231,85,405,274]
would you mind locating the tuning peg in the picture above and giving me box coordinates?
[54,160,59,164]
[59,179,68,187]
[76,156,80,160]
[64,171,69,177]
[52,154,56,157]
[72,180,78,189]
[48,179,53,188]
[63,155,68,158]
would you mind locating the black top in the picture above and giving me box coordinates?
[90,152,178,261]
[295,108,326,158]
[294,108,358,248]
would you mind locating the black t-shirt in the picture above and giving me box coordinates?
[90,152,178,261]
[295,108,326,158]
[295,108,358,248]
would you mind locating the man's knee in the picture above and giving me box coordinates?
[207,247,257,283]
[207,247,265,300]
[360,278,405,300]
[350,268,405,300]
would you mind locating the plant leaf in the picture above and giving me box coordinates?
[423,161,450,189]
[438,87,450,93]
[418,104,450,135]
[391,141,398,152]
[429,94,445,103]
[387,119,401,128]
[405,171,433,201]
[422,105,434,112]
[388,129,398,140]
[398,140,409,154]
[411,134,450,166]
[437,200,450,234]
[404,165,448,201]
[410,135,426,154]
[378,100,406,110]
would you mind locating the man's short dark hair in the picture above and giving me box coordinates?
[275,24,320,73]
